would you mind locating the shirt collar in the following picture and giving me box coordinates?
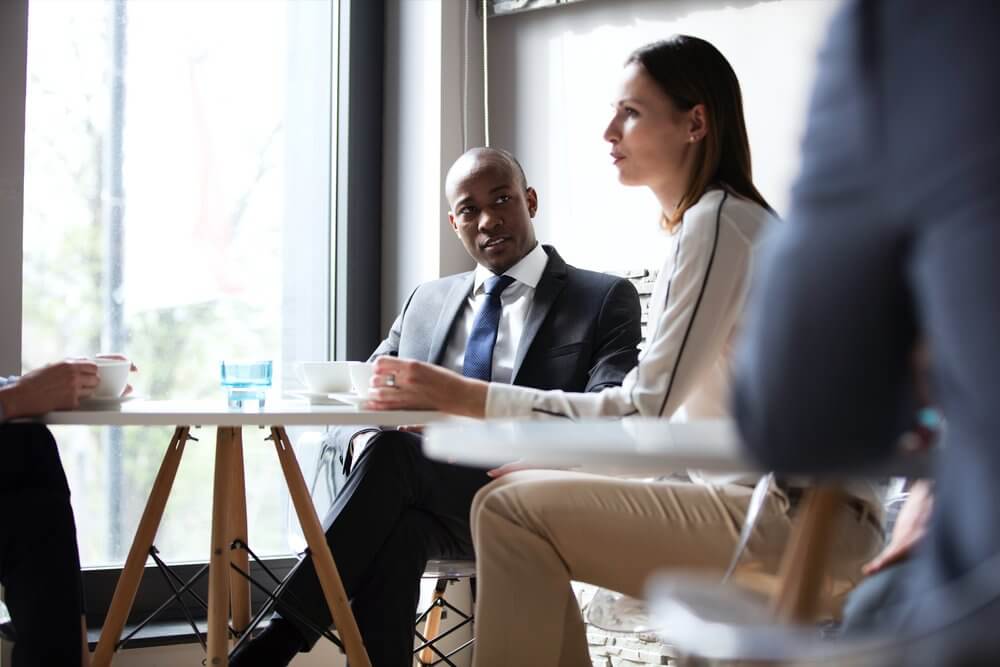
[473,242,548,294]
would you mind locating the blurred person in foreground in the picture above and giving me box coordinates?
[732,1,1000,664]
[0,356,134,667]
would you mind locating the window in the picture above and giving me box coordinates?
[23,0,336,568]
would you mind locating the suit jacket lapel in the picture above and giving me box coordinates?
[427,272,475,365]
[512,246,568,380]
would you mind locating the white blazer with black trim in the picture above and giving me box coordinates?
[486,189,773,484]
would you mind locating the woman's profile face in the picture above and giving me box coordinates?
[603,62,698,192]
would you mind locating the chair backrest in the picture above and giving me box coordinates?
[606,268,659,349]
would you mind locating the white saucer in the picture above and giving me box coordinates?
[78,394,139,410]
[288,390,349,406]
[328,392,369,408]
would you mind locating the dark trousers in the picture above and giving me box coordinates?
[0,424,83,667]
[274,430,490,667]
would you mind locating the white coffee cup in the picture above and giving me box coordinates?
[348,361,375,398]
[92,357,131,398]
[298,361,353,393]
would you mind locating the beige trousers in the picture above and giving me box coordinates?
[469,470,883,667]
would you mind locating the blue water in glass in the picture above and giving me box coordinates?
[220,360,273,409]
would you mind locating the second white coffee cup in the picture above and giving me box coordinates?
[298,361,353,393]
[349,362,375,398]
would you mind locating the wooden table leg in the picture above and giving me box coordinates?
[92,426,191,667]
[270,427,372,667]
[207,427,237,666]
[770,485,845,623]
[228,428,251,639]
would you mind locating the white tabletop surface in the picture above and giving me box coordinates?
[423,418,933,477]
[423,418,756,475]
[39,398,448,427]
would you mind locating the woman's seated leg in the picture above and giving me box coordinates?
[469,470,881,667]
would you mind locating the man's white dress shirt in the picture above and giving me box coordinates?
[440,242,548,382]
[353,243,548,450]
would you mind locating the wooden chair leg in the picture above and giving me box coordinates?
[92,427,191,667]
[270,427,372,667]
[207,427,238,666]
[228,429,251,639]
[770,485,845,623]
[418,578,448,665]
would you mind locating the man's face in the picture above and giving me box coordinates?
[447,156,538,274]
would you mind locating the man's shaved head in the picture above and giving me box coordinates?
[444,147,538,274]
[445,147,528,202]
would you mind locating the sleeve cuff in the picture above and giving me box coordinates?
[485,383,538,418]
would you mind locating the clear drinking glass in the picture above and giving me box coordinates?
[220,360,273,408]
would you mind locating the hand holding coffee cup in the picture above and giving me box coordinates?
[0,359,98,418]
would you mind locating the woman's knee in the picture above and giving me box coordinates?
[471,478,507,538]
[469,471,543,537]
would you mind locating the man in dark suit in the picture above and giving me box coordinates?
[732,2,1000,664]
[231,147,641,666]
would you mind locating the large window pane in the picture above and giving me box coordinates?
[23,0,335,567]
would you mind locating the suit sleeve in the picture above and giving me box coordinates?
[326,287,419,457]
[583,278,641,392]
[366,287,419,361]
[730,3,917,472]
[488,197,752,420]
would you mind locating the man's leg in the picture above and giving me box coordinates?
[232,430,488,666]
[0,424,84,667]
[350,508,470,666]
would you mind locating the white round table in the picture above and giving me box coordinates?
[40,399,449,667]
[422,417,932,478]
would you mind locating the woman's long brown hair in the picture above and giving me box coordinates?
[627,36,773,231]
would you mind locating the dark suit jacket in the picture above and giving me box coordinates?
[327,244,641,475]
[732,2,1000,660]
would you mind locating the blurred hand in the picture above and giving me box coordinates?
[487,459,531,478]
[365,357,488,418]
[396,425,425,434]
[0,359,100,419]
[862,480,934,576]
[487,460,571,478]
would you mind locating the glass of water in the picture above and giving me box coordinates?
[220,360,273,409]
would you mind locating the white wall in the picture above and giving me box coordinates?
[485,0,840,273]
[381,0,485,332]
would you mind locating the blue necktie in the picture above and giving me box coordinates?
[462,274,516,380]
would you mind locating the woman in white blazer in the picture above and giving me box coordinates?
[369,36,883,667]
